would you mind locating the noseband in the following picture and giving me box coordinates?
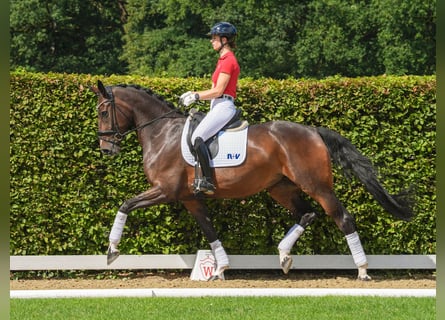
[97,86,179,145]
[96,89,126,144]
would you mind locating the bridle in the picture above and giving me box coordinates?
[96,86,180,145]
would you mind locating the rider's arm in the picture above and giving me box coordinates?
[193,72,231,100]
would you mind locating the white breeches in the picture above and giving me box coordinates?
[191,98,236,144]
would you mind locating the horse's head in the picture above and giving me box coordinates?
[90,80,184,156]
[90,80,133,156]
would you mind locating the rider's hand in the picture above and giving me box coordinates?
[179,91,198,106]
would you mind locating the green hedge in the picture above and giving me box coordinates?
[10,71,436,257]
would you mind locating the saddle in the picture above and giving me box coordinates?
[186,108,248,159]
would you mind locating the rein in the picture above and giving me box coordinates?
[97,86,181,143]
[121,109,179,137]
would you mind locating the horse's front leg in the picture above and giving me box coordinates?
[183,200,229,279]
[107,185,168,265]
[278,211,319,274]
[267,180,320,274]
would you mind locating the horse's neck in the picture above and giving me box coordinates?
[137,117,185,176]
[137,115,185,150]
[133,99,168,124]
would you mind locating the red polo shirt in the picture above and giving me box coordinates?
[212,51,240,98]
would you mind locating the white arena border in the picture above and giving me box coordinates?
[11,288,435,299]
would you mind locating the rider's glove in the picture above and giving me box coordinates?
[180,91,199,106]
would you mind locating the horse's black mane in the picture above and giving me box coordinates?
[113,83,179,111]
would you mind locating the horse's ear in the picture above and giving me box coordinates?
[97,80,110,99]
[89,84,100,96]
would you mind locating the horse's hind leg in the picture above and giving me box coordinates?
[182,199,229,279]
[267,179,320,274]
[314,190,371,281]
[285,138,371,280]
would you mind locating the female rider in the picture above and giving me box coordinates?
[180,22,240,195]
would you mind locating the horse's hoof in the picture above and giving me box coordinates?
[357,264,371,281]
[208,274,225,281]
[300,212,318,227]
[107,247,120,265]
[280,254,293,274]
[208,265,228,281]
[357,274,372,281]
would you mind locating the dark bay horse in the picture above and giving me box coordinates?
[91,80,413,280]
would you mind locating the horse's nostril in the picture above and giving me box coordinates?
[101,148,112,155]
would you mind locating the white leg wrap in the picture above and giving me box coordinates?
[210,239,221,250]
[278,224,305,253]
[345,231,367,267]
[109,211,127,244]
[210,240,229,269]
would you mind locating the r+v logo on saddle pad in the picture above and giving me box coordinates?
[227,153,241,160]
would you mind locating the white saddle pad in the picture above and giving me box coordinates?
[180,117,248,167]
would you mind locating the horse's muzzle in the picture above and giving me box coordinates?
[99,139,121,156]
[101,147,119,156]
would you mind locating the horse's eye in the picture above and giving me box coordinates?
[100,110,109,118]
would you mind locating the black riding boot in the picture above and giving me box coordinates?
[193,137,216,195]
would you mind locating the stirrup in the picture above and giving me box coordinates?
[193,178,215,195]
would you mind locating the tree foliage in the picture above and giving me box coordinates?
[10,0,127,74]
[10,0,435,78]
[294,0,381,77]
[373,0,436,75]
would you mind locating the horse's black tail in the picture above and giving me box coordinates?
[316,126,414,221]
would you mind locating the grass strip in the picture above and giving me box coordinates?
[11,296,435,320]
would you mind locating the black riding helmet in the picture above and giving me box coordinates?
[208,22,237,39]
[208,22,237,50]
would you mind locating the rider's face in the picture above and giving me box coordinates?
[210,35,225,51]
